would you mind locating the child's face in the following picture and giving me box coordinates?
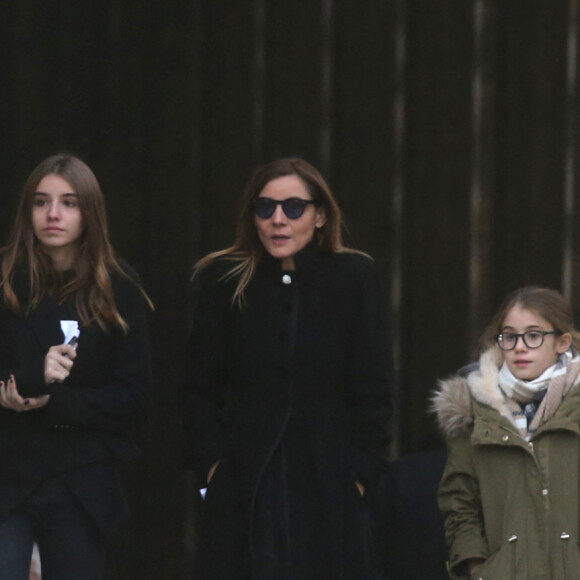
[501,305,572,380]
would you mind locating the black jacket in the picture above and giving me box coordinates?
[0,264,151,533]
[183,246,392,579]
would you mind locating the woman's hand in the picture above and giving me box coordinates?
[0,375,50,412]
[355,480,365,496]
[44,343,77,384]
[207,461,220,485]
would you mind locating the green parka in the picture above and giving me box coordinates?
[432,348,580,580]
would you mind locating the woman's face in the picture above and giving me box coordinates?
[254,175,326,269]
[32,173,84,270]
[500,305,571,380]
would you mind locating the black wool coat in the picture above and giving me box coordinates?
[0,264,151,533]
[182,246,392,580]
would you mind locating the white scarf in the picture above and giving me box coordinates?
[498,352,570,403]
[498,351,580,439]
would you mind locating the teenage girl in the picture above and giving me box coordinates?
[432,287,580,579]
[0,154,152,580]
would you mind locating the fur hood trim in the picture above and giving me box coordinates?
[431,347,514,438]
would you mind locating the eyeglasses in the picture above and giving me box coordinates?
[496,330,558,351]
[252,197,315,220]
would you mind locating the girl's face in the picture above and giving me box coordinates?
[500,305,572,380]
[254,175,326,270]
[32,173,84,270]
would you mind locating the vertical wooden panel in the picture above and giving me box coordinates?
[565,0,580,303]
[0,0,18,227]
[199,1,257,253]
[469,0,497,348]
[399,0,474,452]
[332,1,397,260]
[263,1,327,164]
[572,0,580,315]
[492,0,569,299]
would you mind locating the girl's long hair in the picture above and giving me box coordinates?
[194,157,363,305]
[1,154,144,331]
[480,286,580,351]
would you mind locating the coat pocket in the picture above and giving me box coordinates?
[471,534,518,580]
[560,533,580,580]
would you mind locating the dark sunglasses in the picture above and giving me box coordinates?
[252,197,315,220]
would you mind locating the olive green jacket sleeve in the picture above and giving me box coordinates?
[438,431,489,579]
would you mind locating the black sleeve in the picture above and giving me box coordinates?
[345,257,393,487]
[181,263,231,483]
[0,315,51,399]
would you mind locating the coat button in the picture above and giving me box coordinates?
[542,488,549,496]
[282,274,292,285]
[502,435,509,442]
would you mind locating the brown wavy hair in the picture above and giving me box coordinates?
[480,286,580,351]
[194,157,363,305]
[1,154,149,331]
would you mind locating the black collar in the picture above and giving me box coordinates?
[257,242,329,278]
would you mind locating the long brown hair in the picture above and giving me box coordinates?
[480,286,580,351]
[1,154,146,331]
[195,157,362,305]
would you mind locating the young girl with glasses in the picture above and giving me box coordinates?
[0,154,152,580]
[432,286,580,579]
[182,157,392,579]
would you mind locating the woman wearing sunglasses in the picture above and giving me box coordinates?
[432,287,580,579]
[0,154,152,579]
[182,157,392,579]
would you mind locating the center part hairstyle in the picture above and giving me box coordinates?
[1,154,135,331]
[195,157,360,305]
[479,286,580,352]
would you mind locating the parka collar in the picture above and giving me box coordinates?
[431,348,509,439]
[432,347,580,439]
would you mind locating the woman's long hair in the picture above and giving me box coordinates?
[195,157,361,305]
[1,154,140,331]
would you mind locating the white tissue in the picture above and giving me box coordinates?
[60,320,80,345]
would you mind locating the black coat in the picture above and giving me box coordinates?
[0,264,151,534]
[183,246,392,579]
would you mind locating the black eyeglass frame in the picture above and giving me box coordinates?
[495,330,559,351]
[252,197,316,220]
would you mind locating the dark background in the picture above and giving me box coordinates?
[1,1,579,577]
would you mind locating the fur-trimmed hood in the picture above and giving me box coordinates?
[431,347,517,438]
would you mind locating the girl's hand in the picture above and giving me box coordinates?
[44,344,77,384]
[0,375,50,412]
[467,558,485,575]
[355,480,365,496]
